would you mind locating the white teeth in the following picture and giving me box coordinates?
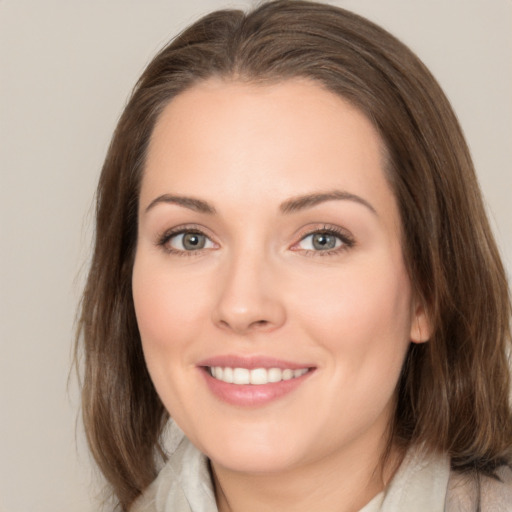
[209,366,310,385]
[282,369,293,380]
[268,368,282,383]
[222,367,233,383]
[250,368,268,385]
[233,368,250,385]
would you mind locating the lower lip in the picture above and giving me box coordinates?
[200,368,314,407]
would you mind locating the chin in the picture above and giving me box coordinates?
[194,423,308,474]
[210,445,301,475]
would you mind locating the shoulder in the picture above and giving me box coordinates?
[446,464,512,512]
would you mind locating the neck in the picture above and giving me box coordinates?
[211,436,403,512]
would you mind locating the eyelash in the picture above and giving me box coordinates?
[156,224,213,257]
[156,224,355,257]
[292,224,355,257]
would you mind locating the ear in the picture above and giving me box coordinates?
[410,300,432,344]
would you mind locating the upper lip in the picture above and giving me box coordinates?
[197,355,315,370]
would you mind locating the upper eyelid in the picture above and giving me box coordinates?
[156,226,217,257]
[155,223,354,249]
[290,224,355,250]
[156,224,216,247]
[294,224,354,241]
[158,224,211,238]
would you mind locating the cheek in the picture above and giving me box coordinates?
[293,254,413,374]
[132,254,209,359]
[296,258,411,335]
[132,253,212,422]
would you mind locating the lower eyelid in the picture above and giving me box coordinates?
[297,233,343,250]
[170,232,214,249]
[155,227,210,252]
[156,225,353,255]
[292,228,354,250]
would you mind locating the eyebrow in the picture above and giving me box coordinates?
[280,190,377,215]
[145,194,217,214]
[144,189,376,216]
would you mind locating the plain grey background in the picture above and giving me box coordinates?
[1,1,510,511]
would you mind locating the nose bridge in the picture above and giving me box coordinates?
[213,242,285,334]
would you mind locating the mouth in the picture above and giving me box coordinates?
[206,366,311,385]
[197,356,316,407]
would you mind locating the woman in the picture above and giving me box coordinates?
[76,1,512,510]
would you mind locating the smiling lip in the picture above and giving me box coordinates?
[197,355,315,407]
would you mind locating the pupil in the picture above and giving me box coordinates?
[183,233,205,250]
[313,233,336,250]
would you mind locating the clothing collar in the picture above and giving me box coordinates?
[360,446,450,512]
[133,427,450,512]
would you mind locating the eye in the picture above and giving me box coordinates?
[298,232,342,251]
[293,226,355,254]
[158,228,216,254]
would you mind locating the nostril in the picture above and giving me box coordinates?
[251,319,269,329]
[216,317,272,334]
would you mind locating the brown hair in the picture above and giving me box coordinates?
[76,1,512,509]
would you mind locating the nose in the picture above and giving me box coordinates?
[212,250,286,335]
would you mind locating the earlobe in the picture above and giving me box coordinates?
[410,301,432,344]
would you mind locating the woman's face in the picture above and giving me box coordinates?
[132,79,428,474]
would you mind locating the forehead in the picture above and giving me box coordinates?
[141,78,396,224]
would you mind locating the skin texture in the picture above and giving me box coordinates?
[132,79,430,512]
